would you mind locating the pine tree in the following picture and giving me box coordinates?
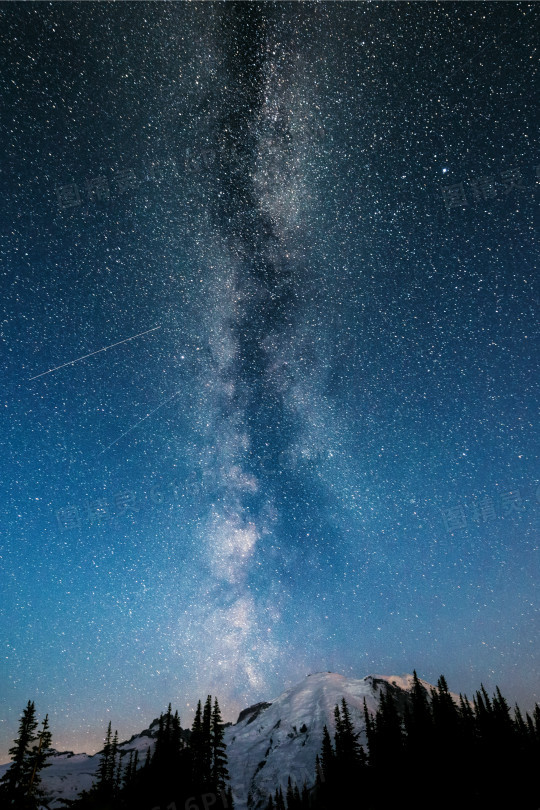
[211,697,229,792]
[0,701,51,810]
[144,746,151,769]
[404,673,436,805]
[492,686,513,738]
[329,700,364,808]
[332,705,343,760]
[202,695,213,782]
[165,703,172,739]
[513,703,529,741]
[320,725,334,781]
[526,711,536,737]
[95,721,114,795]
[403,671,433,778]
[171,709,183,754]
[534,704,540,739]
[458,693,476,738]
[314,754,324,788]
[95,721,111,786]
[123,751,134,788]
[373,689,403,768]
[153,713,165,766]
[480,684,492,713]
[191,700,204,787]
[0,700,38,808]
[154,704,182,774]
[26,713,53,804]
[362,697,375,762]
[408,670,432,742]
[109,730,119,788]
[338,698,361,765]
[431,674,460,756]
[113,748,122,795]
[286,775,295,810]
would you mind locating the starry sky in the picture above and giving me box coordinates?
[1,2,538,762]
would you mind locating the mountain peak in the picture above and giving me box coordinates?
[225,671,422,809]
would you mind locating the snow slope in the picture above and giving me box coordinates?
[224,671,426,809]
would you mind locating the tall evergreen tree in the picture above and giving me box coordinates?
[144,746,151,769]
[405,670,433,746]
[113,748,122,796]
[152,713,165,767]
[109,730,119,789]
[314,754,324,789]
[331,700,365,807]
[171,709,183,755]
[211,697,229,791]
[362,695,376,767]
[534,704,540,739]
[492,686,514,738]
[320,725,334,782]
[0,700,39,805]
[332,705,343,760]
[373,689,403,767]
[26,713,53,805]
[0,701,52,809]
[202,695,213,782]
[123,751,134,788]
[430,675,459,736]
[337,698,362,766]
[286,775,295,810]
[95,721,113,792]
[190,700,204,787]
[165,703,172,738]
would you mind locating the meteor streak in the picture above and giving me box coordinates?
[97,389,182,456]
[28,326,161,380]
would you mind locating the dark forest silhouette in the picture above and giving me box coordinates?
[269,671,540,810]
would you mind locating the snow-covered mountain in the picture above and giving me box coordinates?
[225,672,431,809]
[0,672,433,809]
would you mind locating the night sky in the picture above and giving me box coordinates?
[1,2,538,761]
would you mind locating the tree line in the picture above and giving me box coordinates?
[0,696,232,810]
[265,671,540,810]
